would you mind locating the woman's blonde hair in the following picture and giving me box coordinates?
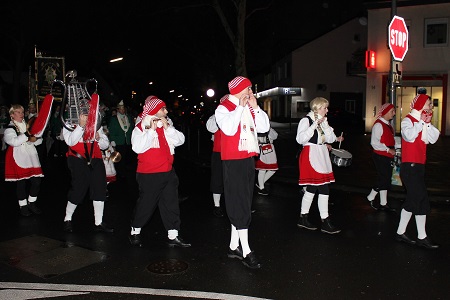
[9,104,24,116]
[310,97,329,112]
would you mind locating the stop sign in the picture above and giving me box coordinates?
[388,15,409,61]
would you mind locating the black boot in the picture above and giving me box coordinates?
[297,214,317,230]
[321,217,341,234]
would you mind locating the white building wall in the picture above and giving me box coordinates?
[290,18,367,115]
[366,3,450,135]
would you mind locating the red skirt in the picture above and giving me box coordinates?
[298,146,334,185]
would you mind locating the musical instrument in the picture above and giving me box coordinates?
[330,148,352,167]
[109,150,122,163]
[53,70,102,141]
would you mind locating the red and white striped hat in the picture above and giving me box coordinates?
[142,95,166,117]
[410,94,429,111]
[376,103,394,118]
[228,76,252,95]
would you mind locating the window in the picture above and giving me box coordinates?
[425,18,448,46]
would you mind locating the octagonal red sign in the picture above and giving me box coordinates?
[388,15,409,61]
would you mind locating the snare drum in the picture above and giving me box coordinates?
[330,149,352,167]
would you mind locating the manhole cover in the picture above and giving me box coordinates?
[147,259,188,274]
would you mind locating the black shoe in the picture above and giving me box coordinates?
[213,206,224,217]
[64,220,73,233]
[257,188,269,196]
[297,214,317,230]
[416,237,439,249]
[395,233,416,245]
[227,246,243,260]
[129,234,143,247]
[167,237,191,248]
[369,201,378,210]
[95,223,114,233]
[321,218,341,234]
[28,202,42,215]
[242,251,261,269]
[379,205,396,212]
[20,205,32,217]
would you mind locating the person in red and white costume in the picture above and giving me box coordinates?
[4,104,43,216]
[129,96,190,248]
[62,107,114,233]
[296,97,344,234]
[255,127,278,196]
[215,76,270,269]
[395,92,440,249]
[206,94,228,217]
[367,103,397,211]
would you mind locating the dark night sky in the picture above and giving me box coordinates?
[0,0,374,105]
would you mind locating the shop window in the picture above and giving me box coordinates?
[425,18,448,47]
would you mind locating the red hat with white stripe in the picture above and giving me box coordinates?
[377,103,394,118]
[228,76,252,95]
[142,95,166,117]
[410,94,430,110]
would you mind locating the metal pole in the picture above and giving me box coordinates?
[389,0,397,132]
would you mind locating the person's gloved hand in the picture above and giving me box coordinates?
[421,110,433,123]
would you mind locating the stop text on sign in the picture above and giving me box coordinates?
[390,30,407,48]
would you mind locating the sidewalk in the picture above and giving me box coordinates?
[269,122,450,203]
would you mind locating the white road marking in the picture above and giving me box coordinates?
[0,282,272,300]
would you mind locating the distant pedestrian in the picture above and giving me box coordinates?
[255,127,278,196]
[366,103,397,211]
[296,97,344,234]
[206,95,228,217]
[129,96,190,248]
[215,76,270,269]
[3,104,43,216]
[396,92,440,249]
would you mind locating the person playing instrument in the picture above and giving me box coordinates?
[206,94,228,217]
[255,127,278,196]
[395,92,440,249]
[215,76,270,269]
[62,109,114,233]
[129,96,190,248]
[366,103,397,211]
[3,104,43,216]
[296,97,344,234]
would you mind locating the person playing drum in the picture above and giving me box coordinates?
[295,97,344,234]
[366,103,397,211]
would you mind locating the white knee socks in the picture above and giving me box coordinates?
[318,194,329,219]
[229,225,239,250]
[397,209,412,235]
[238,229,251,257]
[28,195,37,203]
[415,215,427,239]
[367,189,378,201]
[18,199,27,207]
[379,190,388,206]
[301,191,315,215]
[93,201,104,226]
[213,193,221,207]
[64,201,77,221]
[257,171,266,189]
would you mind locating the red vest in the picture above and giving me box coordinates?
[137,127,174,173]
[68,142,102,159]
[373,119,395,158]
[219,100,257,160]
[213,130,222,153]
[401,114,427,164]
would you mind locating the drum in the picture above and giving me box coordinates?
[330,148,352,167]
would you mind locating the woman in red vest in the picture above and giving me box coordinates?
[367,103,397,211]
[396,92,440,249]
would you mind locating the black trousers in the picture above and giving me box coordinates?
[223,158,255,230]
[210,151,224,194]
[132,169,181,231]
[17,177,42,200]
[372,153,393,191]
[67,156,107,205]
[401,162,430,215]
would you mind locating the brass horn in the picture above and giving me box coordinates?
[109,150,122,163]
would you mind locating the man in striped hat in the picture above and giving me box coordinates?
[215,76,270,269]
[129,95,190,248]
[366,103,397,211]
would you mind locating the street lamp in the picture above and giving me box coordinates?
[206,89,215,98]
